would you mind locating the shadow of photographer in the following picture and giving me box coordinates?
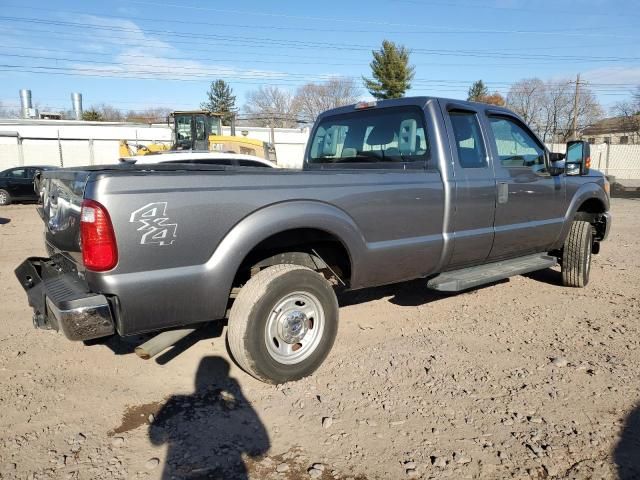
[149,356,269,479]
[614,403,640,480]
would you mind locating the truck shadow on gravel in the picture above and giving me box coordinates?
[614,404,640,480]
[522,267,564,287]
[86,323,224,364]
[147,356,269,479]
[339,277,508,307]
[91,274,523,362]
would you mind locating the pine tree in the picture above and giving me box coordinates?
[363,40,415,100]
[201,80,237,125]
[467,80,489,102]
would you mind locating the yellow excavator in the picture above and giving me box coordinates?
[119,111,277,161]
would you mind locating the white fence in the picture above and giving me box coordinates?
[547,143,640,180]
[2,120,638,179]
[0,119,309,170]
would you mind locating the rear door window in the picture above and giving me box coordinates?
[308,106,429,167]
[449,111,487,168]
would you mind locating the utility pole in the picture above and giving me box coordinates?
[571,73,581,140]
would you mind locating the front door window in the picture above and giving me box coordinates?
[489,117,544,168]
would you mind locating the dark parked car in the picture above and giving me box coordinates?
[0,166,55,205]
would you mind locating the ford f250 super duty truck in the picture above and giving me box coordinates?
[15,97,611,384]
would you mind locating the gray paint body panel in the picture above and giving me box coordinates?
[34,97,610,335]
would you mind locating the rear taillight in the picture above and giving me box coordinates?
[80,199,118,271]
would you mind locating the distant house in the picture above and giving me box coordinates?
[581,115,640,145]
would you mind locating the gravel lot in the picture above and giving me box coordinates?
[1,200,639,480]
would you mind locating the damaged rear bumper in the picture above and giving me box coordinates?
[14,257,115,341]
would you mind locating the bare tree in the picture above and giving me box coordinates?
[0,101,20,118]
[507,78,603,142]
[612,86,640,118]
[294,78,361,123]
[553,80,602,142]
[506,78,545,128]
[539,81,575,142]
[612,100,639,117]
[243,86,299,128]
[89,104,125,122]
[126,107,173,124]
[611,88,640,143]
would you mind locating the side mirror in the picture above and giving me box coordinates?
[546,151,565,176]
[549,152,565,162]
[565,140,591,176]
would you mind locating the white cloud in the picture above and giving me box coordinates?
[582,66,640,86]
[69,15,291,82]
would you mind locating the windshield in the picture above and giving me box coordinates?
[308,106,429,164]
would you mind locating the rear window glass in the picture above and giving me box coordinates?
[6,168,27,178]
[308,107,429,165]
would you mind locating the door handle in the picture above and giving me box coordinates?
[498,182,509,204]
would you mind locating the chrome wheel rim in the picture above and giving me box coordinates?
[265,291,325,365]
[0,191,7,204]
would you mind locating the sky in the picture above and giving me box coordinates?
[0,0,639,116]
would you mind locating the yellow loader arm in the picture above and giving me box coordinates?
[119,140,171,157]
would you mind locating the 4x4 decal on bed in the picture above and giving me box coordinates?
[129,202,177,246]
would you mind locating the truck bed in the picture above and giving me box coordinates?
[38,162,446,335]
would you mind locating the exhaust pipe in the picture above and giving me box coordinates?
[135,327,198,359]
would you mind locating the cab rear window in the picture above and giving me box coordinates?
[308,107,429,166]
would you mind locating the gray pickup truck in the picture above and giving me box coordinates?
[15,97,611,384]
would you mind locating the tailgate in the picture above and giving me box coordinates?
[38,169,91,264]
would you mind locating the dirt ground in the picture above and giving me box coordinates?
[1,200,639,480]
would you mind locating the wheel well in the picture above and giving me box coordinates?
[233,228,352,288]
[575,198,607,241]
[576,198,606,215]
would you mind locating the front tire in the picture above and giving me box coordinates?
[0,189,10,206]
[227,264,339,384]
[562,220,593,287]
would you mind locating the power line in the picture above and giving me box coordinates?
[123,0,640,35]
[4,2,637,37]
[5,24,639,70]
[1,15,639,56]
[0,64,634,98]
[391,0,640,20]
[3,7,633,54]
[1,57,635,95]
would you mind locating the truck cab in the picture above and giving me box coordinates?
[306,97,610,274]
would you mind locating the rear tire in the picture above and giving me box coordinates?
[0,189,10,206]
[561,220,593,288]
[227,264,339,384]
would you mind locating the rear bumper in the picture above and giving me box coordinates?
[14,257,115,341]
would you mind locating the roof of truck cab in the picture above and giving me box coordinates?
[317,96,516,119]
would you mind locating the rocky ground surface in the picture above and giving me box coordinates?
[0,199,639,480]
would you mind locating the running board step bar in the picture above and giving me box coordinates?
[427,254,557,292]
